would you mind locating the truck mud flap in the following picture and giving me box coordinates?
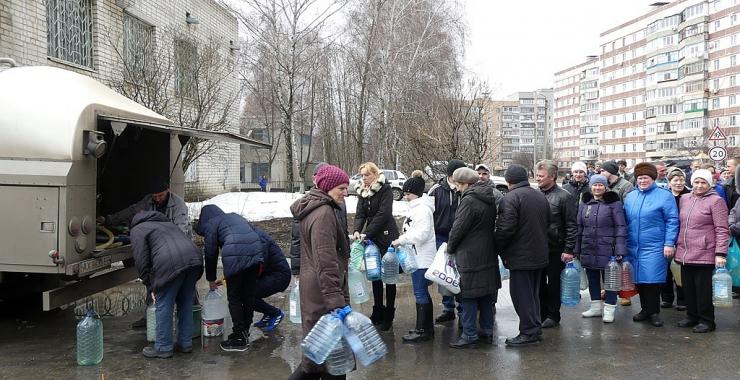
[42,266,138,311]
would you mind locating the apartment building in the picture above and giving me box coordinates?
[500,90,553,168]
[597,0,740,166]
[554,57,600,172]
[0,0,256,199]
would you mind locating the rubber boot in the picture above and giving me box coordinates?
[581,300,603,318]
[379,306,395,331]
[369,305,385,326]
[402,304,434,342]
[602,303,616,323]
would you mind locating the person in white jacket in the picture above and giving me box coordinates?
[391,176,437,343]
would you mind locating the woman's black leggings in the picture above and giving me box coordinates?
[372,280,396,308]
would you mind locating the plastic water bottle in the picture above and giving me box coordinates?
[396,245,418,274]
[301,307,351,365]
[76,310,103,366]
[572,258,588,291]
[499,256,510,281]
[560,262,581,307]
[713,266,733,308]
[289,280,302,323]
[381,247,400,284]
[325,338,355,376]
[343,311,387,367]
[621,260,635,291]
[604,256,622,291]
[146,303,157,342]
[350,240,366,271]
[202,289,227,337]
[349,267,370,304]
[364,241,382,281]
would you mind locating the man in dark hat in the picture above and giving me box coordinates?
[429,159,466,323]
[99,176,191,238]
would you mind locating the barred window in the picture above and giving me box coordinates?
[174,38,197,97]
[123,13,155,81]
[47,0,94,69]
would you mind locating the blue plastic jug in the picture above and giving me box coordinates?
[343,311,387,367]
[397,245,418,274]
[499,257,509,281]
[76,310,103,366]
[301,306,352,364]
[381,247,400,284]
[560,262,580,307]
[325,338,355,375]
[364,241,382,281]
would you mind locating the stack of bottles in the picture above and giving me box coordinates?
[301,306,387,374]
[381,247,400,284]
[560,261,581,307]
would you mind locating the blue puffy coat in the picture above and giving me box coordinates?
[196,205,264,281]
[255,227,291,293]
[623,183,679,284]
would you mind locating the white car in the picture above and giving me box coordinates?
[490,175,510,194]
[349,169,407,201]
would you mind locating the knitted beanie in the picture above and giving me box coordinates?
[315,165,349,192]
[402,177,426,197]
[601,161,619,176]
[504,164,529,184]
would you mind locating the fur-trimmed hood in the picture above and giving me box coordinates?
[581,190,620,204]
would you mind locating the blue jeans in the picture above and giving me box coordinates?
[411,268,432,304]
[460,294,495,341]
[586,268,617,305]
[435,235,456,312]
[154,266,201,352]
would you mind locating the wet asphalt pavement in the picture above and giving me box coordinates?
[2,274,740,380]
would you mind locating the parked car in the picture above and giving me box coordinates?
[490,175,510,194]
[349,169,407,201]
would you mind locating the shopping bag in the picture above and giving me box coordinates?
[670,259,682,287]
[424,243,461,294]
[726,237,740,287]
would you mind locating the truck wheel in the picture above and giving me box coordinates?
[392,188,403,201]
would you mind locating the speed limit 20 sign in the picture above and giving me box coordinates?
[710,146,727,162]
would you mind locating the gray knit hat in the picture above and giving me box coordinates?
[452,167,479,184]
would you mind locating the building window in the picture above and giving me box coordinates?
[732,76,737,87]
[731,115,737,125]
[184,162,197,182]
[713,98,721,108]
[714,59,720,70]
[174,38,197,97]
[46,0,94,68]
[251,163,269,183]
[123,13,155,82]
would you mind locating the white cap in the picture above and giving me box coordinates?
[571,161,587,173]
[475,164,490,173]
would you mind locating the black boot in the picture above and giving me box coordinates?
[370,305,385,325]
[380,306,395,331]
[403,304,434,342]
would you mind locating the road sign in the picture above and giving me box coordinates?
[709,146,727,162]
[709,126,727,141]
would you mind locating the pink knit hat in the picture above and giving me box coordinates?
[315,165,349,192]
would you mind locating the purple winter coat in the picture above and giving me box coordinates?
[574,191,627,270]
[675,190,730,265]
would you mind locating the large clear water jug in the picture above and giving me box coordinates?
[572,258,588,291]
[560,262,581,307]
[604,256,622,291]
[713,266,733,308]
[381,247,400,284]
[76,310,103,366]
[349,267,370,304]
[499,256,509,281]
[146,303,157,342]
[325,338,355,376]
[621,260,635,291]
[343,311,387,367]
[202,289,227,337]
[364,241,382,281]
[350,240,366,271]
[397,245,418,274]
[301,312,344,364]
[289,279,302,323]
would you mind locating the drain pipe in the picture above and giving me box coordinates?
[0,58,18,67]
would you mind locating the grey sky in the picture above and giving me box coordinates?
[463,0,658,97]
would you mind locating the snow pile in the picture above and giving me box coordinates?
[187,192,410,222]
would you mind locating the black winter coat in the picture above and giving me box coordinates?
[130,211,203,292]
[495,182,549,270]
[255,228,291,293]
[354,182,399,252]
[542,185,578,254]
[428,177,460,239]
[447,182,500,298]
[573,192,627,270]
[563,179,591,210]
[195,205,264,282]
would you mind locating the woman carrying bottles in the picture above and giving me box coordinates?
[352,162,400,331]
[391,176,437,342]
[674,169,730,333]
[662,167,690,311]
[573,175,627,323]
[623,163,679,328]
[289,165,351,379]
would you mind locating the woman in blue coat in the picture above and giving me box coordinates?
[623,163,679,327]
